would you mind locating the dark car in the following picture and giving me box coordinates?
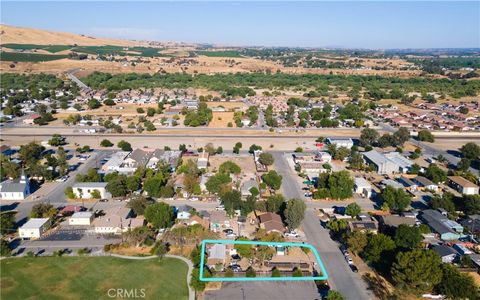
[229,264,242,272]
[223,229,234,234]
[231,254,241,261]
[349,264,358,273]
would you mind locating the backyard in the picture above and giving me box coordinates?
[0,256,189,300]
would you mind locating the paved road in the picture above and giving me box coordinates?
[273,152,372,300]
[66,68,92,92]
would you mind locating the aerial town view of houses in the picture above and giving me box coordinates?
[0,1,480,300]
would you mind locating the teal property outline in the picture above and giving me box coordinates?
[199,239,328,281]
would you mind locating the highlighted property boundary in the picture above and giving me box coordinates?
[199,239,328,281]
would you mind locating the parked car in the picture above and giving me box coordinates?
[231,254,241,262]
[215,205,225,211]
[55,175,68,182]
[349,264,358,273]
[229,264,242,272]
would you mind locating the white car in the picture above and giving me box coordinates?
[215,205,225,211]
[55,176,68,182]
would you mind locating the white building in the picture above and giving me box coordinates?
[68,211,94,226]
[363,150,399,175]
[197,150,209,170]
[315,151,332,163]
[0,171,31,200]
[354,177,372,198]
[18,218,50,239]
[72,182,110,199]
[326,138,354,149]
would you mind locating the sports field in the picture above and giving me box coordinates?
[0,257,189,300]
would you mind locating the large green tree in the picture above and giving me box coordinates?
[284,198,306,229]
[394,224,422,249]
[380,186,411,211]
[436,264,478,300]
[261,170,282,190]
[364,233,396,263]
[144,203,174,228]
[391,249,442,293]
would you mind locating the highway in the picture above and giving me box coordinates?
[272,152,372,300]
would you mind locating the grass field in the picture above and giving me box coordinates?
[0,257,188,300]
[0,51,69,62]
[195,50,243,58]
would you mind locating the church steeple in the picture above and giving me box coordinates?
[19,169,27,184]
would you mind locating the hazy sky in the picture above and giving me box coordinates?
[1,1,479,49]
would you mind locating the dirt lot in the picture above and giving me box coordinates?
[208,112,235,128]
[208,155,257,174]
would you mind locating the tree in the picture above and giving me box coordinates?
[271,268,281,277]
[436,264,478,300]
[87,99,101,109]
[429,192,455,213]
[348,152,364,170]
[219,161,241,175]
[103,99,115,106]
[258,153,274,166]
[100,139,114,147]
[48,134,66,146]
[249,144,262,154]
[0,212,16,235]
[106,178,127,197]
[326,290,346,300]
[327,219,348,234]
[234,237,253,258]
[464,195,480,215]
[380,186,411,212]
[30,203,57,219]
[127,196,150,216]
[292,267,303,277]
[458,158,472,171]
[146,107,156,117]
[206,173,231,194]
[261,170,282,190]
[266,194,286,213]
[364,233,395,263]
[190,268,206,292]
[425,164,447,183]
[417,130,435,142]
[347,231,368,254]
[345,203,361,218]
[117,140,132,151]
[90,190,101,199]
[221,190,242,217]
[144,202,174,228]
[233,142,242,154]
[126,175,141,192]
[460,142,480,160]
[393,127,410,146]
[284,198,306,229]
[0,239,11,257]
[246,267,256,277]
[359,128,379,147]
[395,224,421,249]
[314,171,354,200]
[151,241,167,258]
[391,249,442,293]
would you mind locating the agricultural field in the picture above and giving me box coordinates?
[194,50,243,57]
[0,52,69,62]
[0,257,189,300]
[1,43,73,53]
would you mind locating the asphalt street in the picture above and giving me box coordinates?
[273,152,372,300]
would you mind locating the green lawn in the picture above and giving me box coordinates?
[0,257,188,300]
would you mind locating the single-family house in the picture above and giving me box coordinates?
[414,176,439,192]
[258,212,284,233]
[68,211,94,226]
[354,177,372,198]
[176,205,193,220]
[432,245,458,263]
[209,210,230,233]
[348,216,378,234]
[419,209,464,241]
[207,243,226,268]
[326,138,354,149]
[448,176,479,195]
[241,179,259,197]
[18,218,50,239]
[72,182,110,199]
[197,150,209,170]
[378,215,416,229]
[183,215,209,229]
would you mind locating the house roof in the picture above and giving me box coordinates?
[72,182,107,189]
[259,212,284,233]
[379,215,416,227]
[448,176,478,188]
[432,245,458,257]
[128,149,153,166]
[0,180,27,193]
[21,218,49,229]
[71,211,93,219]
[208,244,226,260]
[354,177,371,189]
[209,210,228,224]
[414,176,436,187]
[420,210,462,236]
